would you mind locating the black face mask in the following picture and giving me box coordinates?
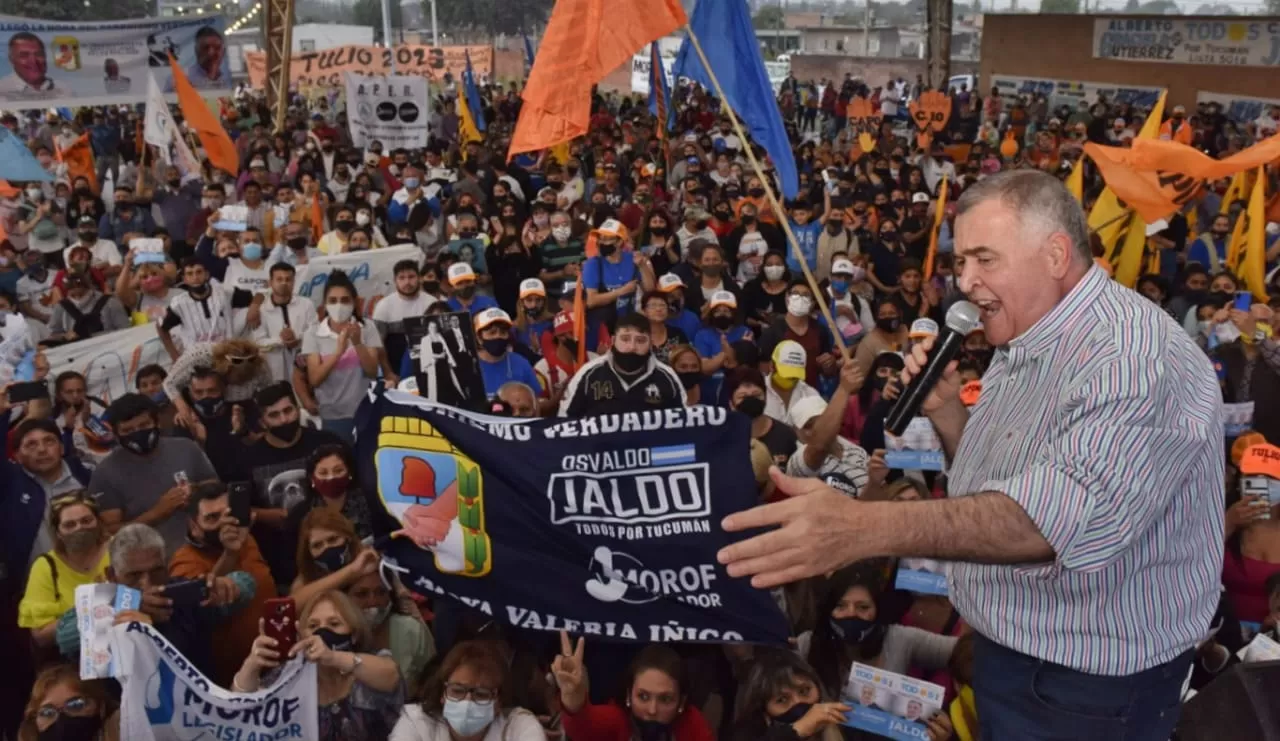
[268,418,301,441]
[748,187,765,198]
[457,285,477,300]
[677,370,703,390]
[194,396,224,418]
[827,222,844,235]
[287,236,309,251]
[481,337,509,356]
[195,527,222,550]
[314,544,349,573]
[881,232,898,243]
[613,350,648,374]
[120,427,159,455]
[714,209,732,220]
[773,702,812,726]
[422,280,440,294]
[598,242,618,257]
[37,712,103,741]
[335,219,355,232]
[561,337,580,356]
[711,315,733,330]
[78,230,97,243]
[649,226,669,236]
[876,317,901,333]
[633,718,673,741]
[741,215,756,226]
[313,627,354,653]
[736,396,766,418]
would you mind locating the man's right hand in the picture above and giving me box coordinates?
[155,485,189,519]
[141,586,173,624]
[901,335,962,416]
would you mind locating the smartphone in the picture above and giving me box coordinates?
[1234,291,1253,312]
[8,381,48,403]
[164,578,208,608]
[227,481,252,527]
[263,597,298,654]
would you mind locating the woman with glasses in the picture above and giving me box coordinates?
[234,589,403,741]
[18,492,109,653]
[391,640,546,740]
[18,663,119,741]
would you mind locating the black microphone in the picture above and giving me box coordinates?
[884,301,981,437]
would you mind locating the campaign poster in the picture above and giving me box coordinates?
[401,312,486,411]
[0,16,232,107]
[884,416,945,472]
[245,44,492,89]
[354,390,791,645]
[893,558,949,597]
[1094,17,1280,68]
[844,662,946,741]
[344,72,431,150]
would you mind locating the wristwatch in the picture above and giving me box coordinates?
[341,654,363,676]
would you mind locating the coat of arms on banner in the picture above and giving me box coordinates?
[375,415,492,577]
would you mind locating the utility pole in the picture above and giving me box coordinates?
[925,0,951,90]
[263,0,295,132]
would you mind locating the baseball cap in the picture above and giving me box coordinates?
[1240,443,1280,479]
[771,340,807,380]
[909,317,939,340]
[553,311,574,336]
[519,278,546,299]
[365,153,380,166]
[790,396,828,428]
[912,192,930,204]
[559,280,579,299]
[831,258,855,276]
[595,218,627,240]
[657,274,686,293]
[447,262,476,286]
[709,290,737,310]
[1231,431,1266,467]
[76,214,96,227]
[474,307,513,332]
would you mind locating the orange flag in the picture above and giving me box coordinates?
[168,54,239,176]
[310,194,324,244]
[571,231,601,368]
[508,0,687,159]
[1130,134,1280,182]
[58,134,99,194]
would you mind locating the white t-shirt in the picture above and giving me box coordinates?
[736,232,768,284]
[1254,113,1279,139]
[223,258,271,295]
[371,291,438,325]
[764,380,822,429]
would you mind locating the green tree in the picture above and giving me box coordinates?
[1041,0,1080,12]
[753,5,786,29]
[433,0,553,36]
[15,0,149,20]
[353,0,404,42]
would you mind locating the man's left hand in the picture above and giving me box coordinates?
[718,467,867,588]
[203,574,239,607]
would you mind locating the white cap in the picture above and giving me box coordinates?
[447,262,476,286]
[709,290,737,310]
[519,278,546,299]
[1267,222,1280,237]
[249,159,266,169]
[790,396,828,428]
[596,218,627,239]
[912,192,930,204]
[909,317,939,339]
[831,258,855,276]
[658,274,686,293]
[474,307,513,331]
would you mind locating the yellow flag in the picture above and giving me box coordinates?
[1065,160,1084,204]
[1226,190,1249,270]
[924,175,949,279]
[1088,187,1129,248]
[1137,89,1167,141]
[549,140,571,166]
[1236,166,1267,300]
[1112,212,1149,288]
[458,95,483,147]
[1220,172,1246,215]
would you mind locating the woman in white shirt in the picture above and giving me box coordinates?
[391,641,547,741]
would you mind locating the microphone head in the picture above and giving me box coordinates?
[945,301,982,335]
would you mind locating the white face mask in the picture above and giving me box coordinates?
[26,188,42,201]
[1214,321,1242,345]
[552,225,572,242]
[362,604,391,626]
[355,212,371,226]
[764,265,786,281]
[326,302,354,323]
[787,294,813,317]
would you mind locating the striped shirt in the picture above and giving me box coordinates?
[947,265,1224,676]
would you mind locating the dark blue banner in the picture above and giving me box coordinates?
[354,389,790,645]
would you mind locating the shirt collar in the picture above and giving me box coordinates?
[1006,264,1108,357]
[316,317,339,338]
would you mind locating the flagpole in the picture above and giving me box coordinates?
[683,25,848,358]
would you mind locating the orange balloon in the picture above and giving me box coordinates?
[999,130,1019,159]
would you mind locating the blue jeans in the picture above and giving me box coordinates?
[972,633,1193,741]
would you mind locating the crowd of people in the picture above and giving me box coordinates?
[0,52,1278,741]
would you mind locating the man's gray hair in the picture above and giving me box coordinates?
[497,381,536,400]
[955,169,1092,262]
[110,523,165,566]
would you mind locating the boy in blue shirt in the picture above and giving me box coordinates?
[785,188,833,276]
[445,262,498,316]
[474,307,543,403]
[692,290,754,405]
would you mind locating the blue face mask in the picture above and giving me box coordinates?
[403,177,420,190]
[241,242,263,260]
[831,279,849,295]
[443,699,495,737]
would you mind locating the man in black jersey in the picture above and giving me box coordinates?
[557,312,684,417]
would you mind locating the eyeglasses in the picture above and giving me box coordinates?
[36,696,90,721]
[444,683,497,705]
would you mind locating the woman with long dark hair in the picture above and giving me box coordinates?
[301,269,384,442]
[730,648,848,741]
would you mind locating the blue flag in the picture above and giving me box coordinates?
[463,50,487,133]
[673,0,797,199]
[647,42,673,136]
[0,128,53,182]
[523,34,536,71]
[354,390,790,645]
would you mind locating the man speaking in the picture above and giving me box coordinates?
[719,170,1224,740]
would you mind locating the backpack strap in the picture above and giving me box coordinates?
[42,553,59,603]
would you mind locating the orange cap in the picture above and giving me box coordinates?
[1240,443,1280,479]
[959,380,982,407]
[1231,431,1266,467]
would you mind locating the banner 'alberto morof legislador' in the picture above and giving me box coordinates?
[344,72,431,150]
[355,389,791,645]
[0,16,232,107]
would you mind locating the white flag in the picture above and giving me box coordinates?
[143,72,174,152]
